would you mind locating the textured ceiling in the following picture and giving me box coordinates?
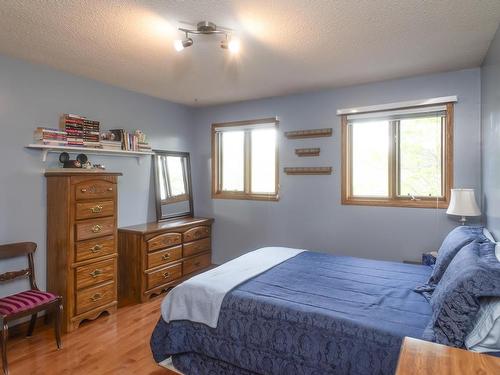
[0,0,499,106]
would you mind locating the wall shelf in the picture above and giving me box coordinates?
[284,167,333,175]
[285,128,332,139]
[295,148,320,157]
[25,144,154,163]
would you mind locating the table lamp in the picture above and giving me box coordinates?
[446,188,481,225]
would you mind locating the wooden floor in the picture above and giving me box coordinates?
[5,297,178,375]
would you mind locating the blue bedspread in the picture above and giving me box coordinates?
[151,252,433,375]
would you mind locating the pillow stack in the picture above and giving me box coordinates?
[415,226,500,351]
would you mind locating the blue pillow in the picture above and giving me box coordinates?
[429,226,484,285]
[414,226,484,300]
[422,240,500,347]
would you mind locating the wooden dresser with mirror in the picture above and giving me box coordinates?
[117,217,214,305]
[45,170,121,332]
[118,150,213,305]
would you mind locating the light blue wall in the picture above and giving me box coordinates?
[0,54,194,296]
[481,25,500,239]
[0,51,484,298]
[192,69,482,264]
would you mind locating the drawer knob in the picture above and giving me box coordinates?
[90,269,103,278]
[163,272,170,279]
[91,224,103,233]
[90,205,103,213]
[107,187,113,192]
[162,253,171,260]
[90,293,102,302]
[90,244,102,253]
[194,261,201,267]
[81,188,87,193]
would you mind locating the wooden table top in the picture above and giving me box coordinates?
[396,337,500,375]
[118,216,214,234]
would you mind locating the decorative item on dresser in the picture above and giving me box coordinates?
[117,217,214,306]
[45,170,121,332]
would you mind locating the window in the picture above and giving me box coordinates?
[212,118,279,200]
[341,103,453,208]
[157,155,189,203]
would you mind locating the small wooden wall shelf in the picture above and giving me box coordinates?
[295,148,320,157]
[285,128,332,139]
[284,167,332,175]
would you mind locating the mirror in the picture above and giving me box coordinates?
[153,150,193,221]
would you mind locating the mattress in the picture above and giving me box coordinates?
[151,251,433,375]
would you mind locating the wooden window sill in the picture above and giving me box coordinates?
[212,192,279,201]
[342,198,449,209]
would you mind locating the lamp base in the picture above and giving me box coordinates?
[459,216,467,226]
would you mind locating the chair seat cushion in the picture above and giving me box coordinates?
[0,290,57,317]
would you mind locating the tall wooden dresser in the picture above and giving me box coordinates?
[117,217,214,306]
[45,171,121,332]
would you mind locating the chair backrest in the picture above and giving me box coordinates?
[0,242,38,289]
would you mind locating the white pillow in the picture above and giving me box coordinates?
[466,297,500,353]
[482,228,500,261]
[483,228,495,242]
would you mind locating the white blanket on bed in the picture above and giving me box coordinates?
[161,247,306,328]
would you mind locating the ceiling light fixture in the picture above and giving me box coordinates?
[174,33,193,52]
[173,21,240,53]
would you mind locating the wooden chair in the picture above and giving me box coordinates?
[0,242,62,375]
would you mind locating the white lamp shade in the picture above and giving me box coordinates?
[447,189,481,217]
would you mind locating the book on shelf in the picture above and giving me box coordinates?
[33,127,68,145]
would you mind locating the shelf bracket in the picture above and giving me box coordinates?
[41,149,48,162]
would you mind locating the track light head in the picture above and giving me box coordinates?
[174,37,193,52]
[221,37,240,53]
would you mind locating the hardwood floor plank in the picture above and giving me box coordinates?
[5,297,177,374]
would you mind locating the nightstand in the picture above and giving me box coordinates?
[395,337,500,374]
[422,251,437,266]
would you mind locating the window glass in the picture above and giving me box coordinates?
[166,156,186,196]
[399,116,442,197]
[351,120,389,197]
[251,128,276,193]
[221,131,245,191]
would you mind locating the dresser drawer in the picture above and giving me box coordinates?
[147,245,182,270]
[75,258,115,290]
[183,226,210,242]
[75,236,115,262]
[147,232,182,252]
[76,281,115,315]
[76,200,114,220]
[146,263,182,290]
[183,238,211,257]
[75,180,116,201]
[183,253,211,276]
[76,217,115,241]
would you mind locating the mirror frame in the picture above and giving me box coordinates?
[153,150,194,221]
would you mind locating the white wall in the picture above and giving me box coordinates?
[192,69,482,264]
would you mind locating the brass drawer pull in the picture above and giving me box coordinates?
[90,293,102,302]
[90,244,102,253]
[163,272,170,279]
[91,224,103,233]
[162,253,171,260]
[90,269,103,278]
[81,188,87,193]
[90,205,103,213]
[107,187,113,192]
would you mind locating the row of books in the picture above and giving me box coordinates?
[59,114,101,148]
[105,129,152,152]
[33,127,68,146]
[34,114,152,152]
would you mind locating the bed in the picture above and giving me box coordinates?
[150,249,433,375]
